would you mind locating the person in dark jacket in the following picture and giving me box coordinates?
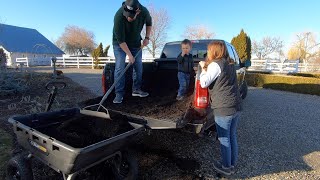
[199,41,242,176]
[176,39,194,100]
[112,0,152,104]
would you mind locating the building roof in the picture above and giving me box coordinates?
[0,24,64,54]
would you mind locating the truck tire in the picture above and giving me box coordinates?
[112,150,138,180]
[239,81,248,99]
[6,154,33,180]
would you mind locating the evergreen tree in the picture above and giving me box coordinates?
[104,45,110,57]
[98,43,104,57]
[231,29,251,64]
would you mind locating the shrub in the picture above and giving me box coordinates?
[246,73,320,96]
[288,73,320,79]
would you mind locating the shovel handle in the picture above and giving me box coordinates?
[97,47,143,111]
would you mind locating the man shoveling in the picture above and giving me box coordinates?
[112,0,152,104]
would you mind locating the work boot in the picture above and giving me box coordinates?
[132,90,149,97]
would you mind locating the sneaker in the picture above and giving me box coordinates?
[113,94,123,104]
[213,160,231,176]
[230,165,236,174]
[132,90,149,97]
[176,96,184,101]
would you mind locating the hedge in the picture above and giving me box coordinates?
[289,73,320,79]
[246,73,320,96]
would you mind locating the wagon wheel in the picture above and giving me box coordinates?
[111,150,138,180]
[6,154,33,180]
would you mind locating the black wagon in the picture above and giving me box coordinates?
[6,108,144,180]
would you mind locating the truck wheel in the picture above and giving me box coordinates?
[239,81,248,99]
[6,154,33,180]
[112,150,138,180]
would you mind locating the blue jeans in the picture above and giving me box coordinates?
[113,45,142,96]
[177,72,190,97]
[214,111,241,168]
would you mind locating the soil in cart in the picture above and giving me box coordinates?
[37,114,133,148]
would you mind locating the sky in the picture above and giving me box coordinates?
[1,0,319,56]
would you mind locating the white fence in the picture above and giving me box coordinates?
[16,57,155,69]
[248,59,320,73]
[16,57,29,67]
[52,57,155,69]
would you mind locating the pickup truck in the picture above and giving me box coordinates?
[97,39,248,135]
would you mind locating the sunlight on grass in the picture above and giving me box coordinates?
[304,151,320,171]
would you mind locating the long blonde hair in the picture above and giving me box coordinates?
[203,41,227,70]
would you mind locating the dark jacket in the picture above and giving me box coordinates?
[177,53,194,73]
[112,5,152,48]
[208,58,242,116]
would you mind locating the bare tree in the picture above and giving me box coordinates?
[57,25,96,55]
[291,31,320,63]
[182,24,215,40]
[142,4,170,57]
[252,37,283,59]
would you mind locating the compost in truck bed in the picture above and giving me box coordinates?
[37,114,133,148]
[82,70,198,122]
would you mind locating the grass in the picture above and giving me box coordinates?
[0,128,13,177]
[246,73,320,96]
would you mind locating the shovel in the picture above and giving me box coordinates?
[81,47,143,119]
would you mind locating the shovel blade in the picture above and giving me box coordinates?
[80,109,111,119]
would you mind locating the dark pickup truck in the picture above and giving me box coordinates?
[101,39,248,135]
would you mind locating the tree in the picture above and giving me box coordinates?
[141,4,170,57]
[92,43,104,68]
[182,24,215,40]
[231,29,251,63]
[252,36,283,59]
[57,25,96,55]
[287,47,301,60]
[104,45,110,57]
[0,48,7,68]
[289,31,320,63]
[97,43,104,57]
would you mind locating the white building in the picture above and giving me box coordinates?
[0,24,64,67]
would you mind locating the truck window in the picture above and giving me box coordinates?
[231,46,240,65]
[226,44,237,64]
[161,44,181,58]
[191,43,208,58]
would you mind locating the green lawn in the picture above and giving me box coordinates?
[0,128,13,177]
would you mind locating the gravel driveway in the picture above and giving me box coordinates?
[31,67,320,179]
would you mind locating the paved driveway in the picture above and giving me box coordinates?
[32,67,103,96]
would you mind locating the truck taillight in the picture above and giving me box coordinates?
[194,79,209,108]
[102,73,107,94]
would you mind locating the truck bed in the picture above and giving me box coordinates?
[83,69,197,123]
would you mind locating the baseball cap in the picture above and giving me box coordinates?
[122,0,140,18]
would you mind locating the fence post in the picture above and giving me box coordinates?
[63,57,65,67]
[77,57,80,68]
[91,57,94,69]
[26,57,29,67]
